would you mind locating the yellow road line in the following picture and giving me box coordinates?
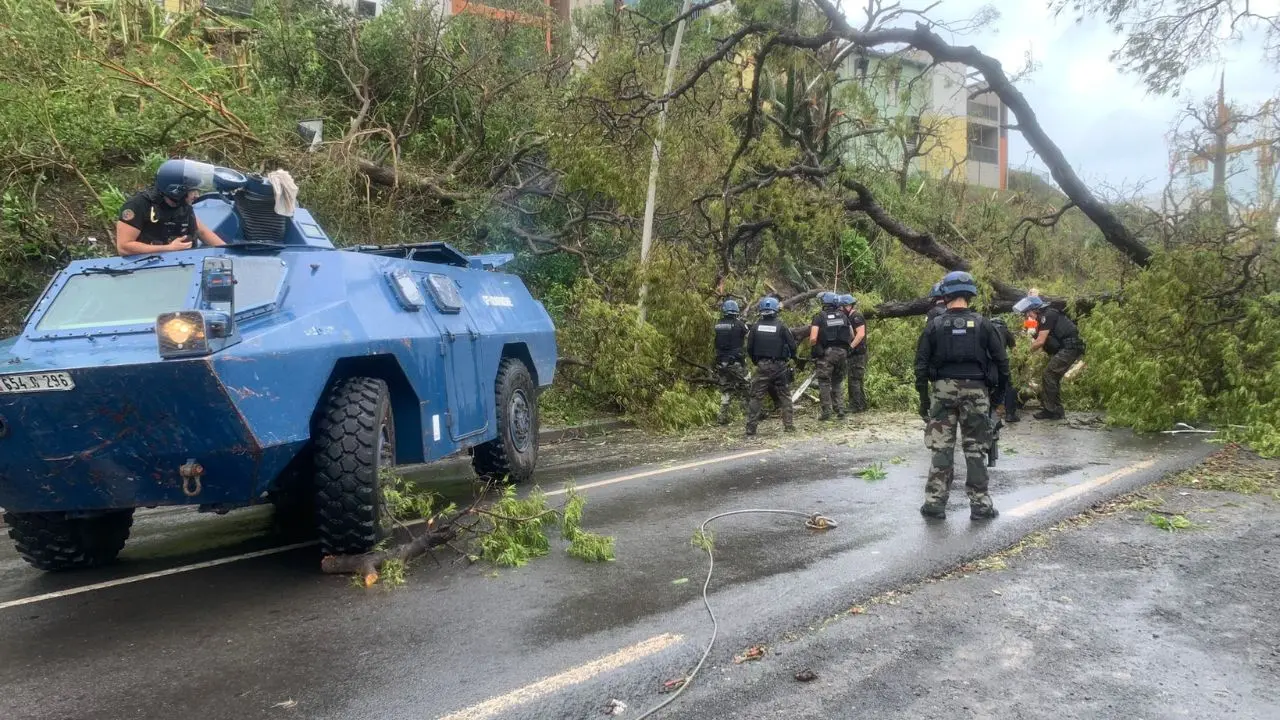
[436,633,684,720]
[1006,458,1157,519]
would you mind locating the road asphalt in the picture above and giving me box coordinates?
[0,411,1214,720]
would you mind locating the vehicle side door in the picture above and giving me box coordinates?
[416,271,487,441]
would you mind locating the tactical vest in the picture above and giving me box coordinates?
[1043,309,1082,354]
[713,317,746,360]
[927,310,989,381]
[819,311,852,348]
[751,319,787,360]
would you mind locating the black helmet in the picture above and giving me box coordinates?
[154,158,208,202]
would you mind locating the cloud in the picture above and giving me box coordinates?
[903,0,1279,188]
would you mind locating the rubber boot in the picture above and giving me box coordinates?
[970,505,999,521]
[919,502,946,519]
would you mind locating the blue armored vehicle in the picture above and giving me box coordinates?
[0,160,557,571]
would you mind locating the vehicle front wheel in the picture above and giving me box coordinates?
[472,358,539,484]
[313,377,396,555]
[5,509,134,572]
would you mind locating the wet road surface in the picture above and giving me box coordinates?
[0,414,1212,720]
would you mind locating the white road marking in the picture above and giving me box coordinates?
[0,449,770,610]
[0,540,318,612]
[543,448,773,497]
[436,633,684,720]
[1005,458,1157,519]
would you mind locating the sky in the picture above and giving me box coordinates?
[884,0,1280,194]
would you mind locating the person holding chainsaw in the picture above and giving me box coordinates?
[712,300,750,426]
[914,271,1009,521]
[1013,295,1085,420]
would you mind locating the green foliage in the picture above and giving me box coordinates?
[479,486,554,567]
[1073,250,1280,455]
[863,317,922,411]
[379,468,442,522]
[378,558,407,587]
[691,528,714,552]
[1144,513,1197,532]
[858,462,887,482]
[479,485,614,567]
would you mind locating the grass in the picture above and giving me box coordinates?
[1168,444,1280,496]
[1144,513,1198,531]
[858,462,888,482]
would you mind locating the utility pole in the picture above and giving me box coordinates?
[636,0,694,325]
[1211,72,1230,223]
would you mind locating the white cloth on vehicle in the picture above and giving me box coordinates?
[266,169,298,216]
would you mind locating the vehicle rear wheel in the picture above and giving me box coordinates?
[472,358,539,484]
[5,509,134,572]
[313,377,396,555]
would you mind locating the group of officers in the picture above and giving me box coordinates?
[711,270,1086,521]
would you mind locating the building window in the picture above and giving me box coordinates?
[967,123,998,164]
[905,115,922,155]
[967,99,999,122]
[356,0,377,17]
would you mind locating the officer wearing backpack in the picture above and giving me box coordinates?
[712,300,749,425]
[914,271,1009,521]
[745,297,797,437]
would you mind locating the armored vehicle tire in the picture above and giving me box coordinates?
[5,509,134,571]
[472,358,539,484]
[314,377,396,555]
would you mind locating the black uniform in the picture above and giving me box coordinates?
[925,303,947,322]
[811,309,852,419]
[713,315,749,424]
[845,308,868,412]
[118,189,196,247]
[1036,308,1085,417]
[991,319,1019,420]
[745,315,797,434]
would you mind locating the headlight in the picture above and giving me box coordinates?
[161,316,200,345]
[156,311,209,358]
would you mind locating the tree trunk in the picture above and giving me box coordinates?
[805,7,1154,267]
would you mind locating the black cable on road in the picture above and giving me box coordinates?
[632,509,839,720]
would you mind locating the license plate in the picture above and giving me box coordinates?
[0,371,75,394]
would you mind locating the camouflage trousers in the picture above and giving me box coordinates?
[1042,346,1082,415]
[923,378,994,510]
[815,346,848,418]
[846,351,868,413]
[715,358,748,424]
[746,359,794,433]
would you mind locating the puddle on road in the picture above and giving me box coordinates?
[525,526,889,645]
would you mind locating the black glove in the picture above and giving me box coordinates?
[915,380,930,419]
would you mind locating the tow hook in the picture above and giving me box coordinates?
[180,459,204,497]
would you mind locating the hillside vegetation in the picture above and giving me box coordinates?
[1,0,1276,451]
